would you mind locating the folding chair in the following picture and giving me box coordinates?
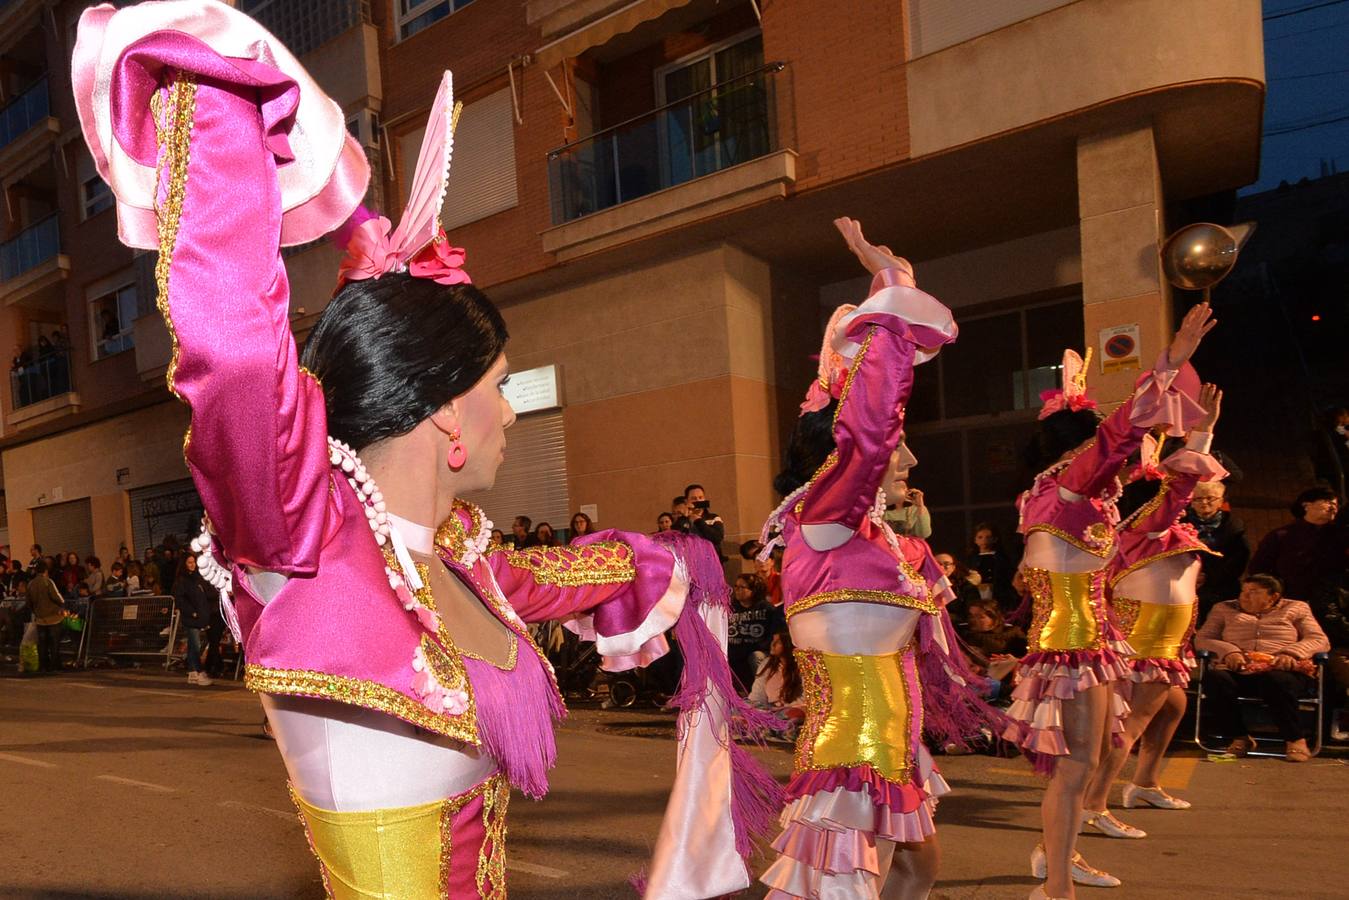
[1192,649,1330,758]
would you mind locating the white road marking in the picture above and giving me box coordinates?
[96,775,176,794]
[218,800,295,821]
[64,681,107,689]
[0,752,56,769]
[507,860,568,879]
[136,689,197,698]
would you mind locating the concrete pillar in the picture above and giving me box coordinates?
[1076,124,1172,404]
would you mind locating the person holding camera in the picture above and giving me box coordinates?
[676,483,726,559]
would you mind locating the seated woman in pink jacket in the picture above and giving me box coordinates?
[72,3,778,896]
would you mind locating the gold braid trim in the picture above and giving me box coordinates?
[287,783,335,900]
[477,772,510,898]
[244,665,479,744]
[152,73,197,455]
[1110,545,1217,587]
[499,541,637,587]
[1024,523,1115,558]
[787,587,940,620]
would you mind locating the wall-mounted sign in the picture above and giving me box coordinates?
[1098,324,1141,374]
[503,365,561,415]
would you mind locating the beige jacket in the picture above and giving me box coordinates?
[1195,598,1330,661]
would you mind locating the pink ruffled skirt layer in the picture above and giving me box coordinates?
[760,753,949,899]
[1001,641,1134,773]
[1127,655,1193,689]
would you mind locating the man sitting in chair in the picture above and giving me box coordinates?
[1195,574,1330,761]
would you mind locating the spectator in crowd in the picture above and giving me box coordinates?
[510,516,537,549]
[1249,487,1347,604]
[748,631,806,736]
[655,512,675,533]
[104,561,128,597]
[117,546,132,567]
[885,483,931,539]
[173,554,214,686]
[25,560,67,674]
[671,495,690,521]
[126,560,143,593]
[26,543,42,573]
[739,540,782,607]
[142,548,161,593]
[676,483,725,559]
[934,552,981,625]
[1195,574,1330,761]
[965,522,1016,608]
[568,512,593,544]
[728,574,774,691]
[959,599,1027,668]
[488,529,505,548]
[1182,479,1250,619]
[143,572,164,596]
[534,522,560,547]
[159,546,180,592]
[1312,406,1349,498]
[59,551,82,599]
[83,556,106,597]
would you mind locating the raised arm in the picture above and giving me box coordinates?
[83,27,364,574]
[1123,385,1227,536]
[797,222,955,528]
[1060,304,1215,499]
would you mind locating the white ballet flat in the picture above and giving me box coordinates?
[1122,783,1192,810]
[1082,809,1147,839]
[1031,843,1123,887]
[1029,886,1071,900]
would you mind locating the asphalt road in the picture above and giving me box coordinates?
[1,668,1345,899]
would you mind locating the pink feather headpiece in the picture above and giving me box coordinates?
[799,303,857,415]
[1038,347,1099,420]
[334,72,471,293]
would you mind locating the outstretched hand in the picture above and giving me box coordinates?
[834,217,913,281]
[1168,301,1217,368]
[1196,383,1223,432]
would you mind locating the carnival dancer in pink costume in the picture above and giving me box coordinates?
[1079,385,1226,835]
[72,3,779,897]
[1007,305,1215,899]
[757,219,1003,900]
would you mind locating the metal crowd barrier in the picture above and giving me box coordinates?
[79,594,178,669]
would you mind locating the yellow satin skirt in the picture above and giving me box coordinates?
[1024,568,1105,652]
[793,648,920,783]
[289,774,508,899]
[1114,598,1195,660]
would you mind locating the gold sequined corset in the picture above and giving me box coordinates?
[1113,598,1195,660]
[793,648,921,784]
[1025,567,1109,652]
[290,774,509,899]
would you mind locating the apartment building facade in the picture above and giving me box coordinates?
[0,0,1266,563]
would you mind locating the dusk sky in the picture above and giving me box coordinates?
[1247,0,1349,193]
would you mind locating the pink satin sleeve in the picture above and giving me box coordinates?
[1059,353,1205,499]
[489,531,686,665]
[113,36,331,574]
[1126,448,1228,536]
[798,318,917,528]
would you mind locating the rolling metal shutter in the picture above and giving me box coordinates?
[462,411,571,535]
[129,478,205,556]
[440,87,519,230]
[32,498,94,560]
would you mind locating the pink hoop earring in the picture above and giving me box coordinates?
[447,428,468,470]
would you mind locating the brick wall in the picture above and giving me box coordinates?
[760,0,910,190]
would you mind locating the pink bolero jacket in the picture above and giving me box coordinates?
[779,271,958,619]
[84,26,684,783]
[1018,353,1206,559]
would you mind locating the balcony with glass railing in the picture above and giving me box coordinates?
[10,347,73,410]
[0,76,53,154]
[1,213,69,311]
[547,62,785,226]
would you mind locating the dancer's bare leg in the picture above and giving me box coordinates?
[879,837,940,900]
[1042,683,1109,899]
[1134,685,1186,788]
[1083,682,1168,811]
